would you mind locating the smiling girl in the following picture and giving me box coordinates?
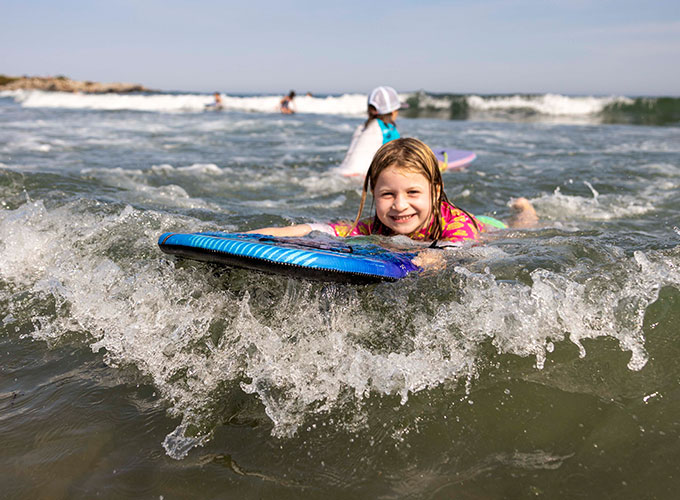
[248,138,537,261]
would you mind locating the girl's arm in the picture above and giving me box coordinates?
[246,224,313,237]
[247,225,447,272]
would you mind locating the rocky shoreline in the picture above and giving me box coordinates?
[0,74,152,93]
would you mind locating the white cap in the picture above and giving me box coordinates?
[367,86,404,115]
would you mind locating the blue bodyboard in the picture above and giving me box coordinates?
[158,232,420,284]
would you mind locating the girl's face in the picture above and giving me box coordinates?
[373,165,433,236]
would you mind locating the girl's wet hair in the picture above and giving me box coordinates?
[363,104,396,129]
[349,137,477,240]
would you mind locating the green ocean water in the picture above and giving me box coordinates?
[1,93,679,499]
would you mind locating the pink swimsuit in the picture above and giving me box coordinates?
[325,201,486,243]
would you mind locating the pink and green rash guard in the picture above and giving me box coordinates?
[310,201,488,243]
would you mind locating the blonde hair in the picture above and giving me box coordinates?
[349,137,477,240]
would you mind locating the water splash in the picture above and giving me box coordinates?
[1,200,678,459]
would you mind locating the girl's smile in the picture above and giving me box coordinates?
[373,166,434,236]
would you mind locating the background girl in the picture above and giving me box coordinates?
[334,86,404,177]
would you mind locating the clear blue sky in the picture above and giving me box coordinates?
[2,0,679,95]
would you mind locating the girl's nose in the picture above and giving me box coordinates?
[392,194,408,211]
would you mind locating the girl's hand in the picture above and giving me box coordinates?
[412,249,447,271]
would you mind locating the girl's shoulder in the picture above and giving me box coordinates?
[438,202,483,241]
[440,201,471,220]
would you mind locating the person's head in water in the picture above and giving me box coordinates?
[350,138,477,239]
[365,86,405,128]
[288,90,296,99]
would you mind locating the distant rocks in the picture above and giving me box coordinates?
[0,74,152,93]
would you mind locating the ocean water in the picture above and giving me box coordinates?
[1,90,679,499]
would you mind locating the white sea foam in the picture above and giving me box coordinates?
[175,163,223,175]
[534,186,654,222]
[2,89,640,119]
[532,168,678,223]
[0,135,55,154]
[466,94,633,116]
[3,89,370,116]
[80,166,223,211]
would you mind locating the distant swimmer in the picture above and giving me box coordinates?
[213,92,223,108]
[280,90,296,114]
[334,86,405,177]
[205,92,223,110]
